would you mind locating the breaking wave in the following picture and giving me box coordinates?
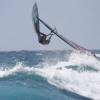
[0,51,100,100]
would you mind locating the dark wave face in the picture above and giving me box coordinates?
[0,50,100,100]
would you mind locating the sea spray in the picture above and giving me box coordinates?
[34,51,100,100]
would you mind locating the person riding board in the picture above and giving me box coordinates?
[38,32,53,45]
[32,3,54,45]
[33,18,54,45]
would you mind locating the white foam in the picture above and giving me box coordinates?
[0,62,34,78]
[68,51,100,70]
[34,52,100,100]
[95,54,100,57]
[34,65,100,100]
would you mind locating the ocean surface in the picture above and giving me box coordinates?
[0,50,100,100]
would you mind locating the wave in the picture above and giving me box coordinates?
[0,62,34,78]
[0,51,100,100]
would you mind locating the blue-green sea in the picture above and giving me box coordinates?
[0,50,100,100]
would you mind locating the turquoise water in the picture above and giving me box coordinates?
[0,51,100,100]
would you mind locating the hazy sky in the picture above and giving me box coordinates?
[0,0,100,51]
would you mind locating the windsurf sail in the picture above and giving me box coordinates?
[32,3,53,45]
